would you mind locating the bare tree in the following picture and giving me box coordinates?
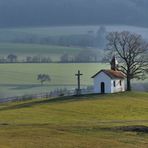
[37,74,51,85]
[106,31,148,91]
[7,54,17,63]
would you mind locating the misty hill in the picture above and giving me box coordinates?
[1,25,148,51]
[0,0,148,27]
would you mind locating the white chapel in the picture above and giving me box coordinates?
[92,56,126,94]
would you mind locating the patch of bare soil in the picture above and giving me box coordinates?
[113,125,148,133]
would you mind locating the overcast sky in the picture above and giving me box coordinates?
[0,0,148,27]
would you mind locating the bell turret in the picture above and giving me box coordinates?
[110,56,118,71]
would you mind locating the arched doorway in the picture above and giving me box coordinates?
[101,82,105,94]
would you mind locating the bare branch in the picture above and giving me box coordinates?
[106,31,148,90]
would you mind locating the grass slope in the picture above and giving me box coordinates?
[0,92,147,148]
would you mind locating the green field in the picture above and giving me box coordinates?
[0,43,85,61]
[0,92,147,147]
[0,63,147,98]
[0,26,101,61]
[0,43,82,54]
[0,63,109,98]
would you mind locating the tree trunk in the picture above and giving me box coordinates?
[127,77,131,91]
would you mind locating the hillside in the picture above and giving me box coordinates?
[1,25,148,42]
[0,43,84,61]
[0,92,147,147]
[0,25,148,59]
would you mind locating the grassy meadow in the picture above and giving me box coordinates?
[0,92,147,147]
[0,63,109,98]
[0,43,84,61]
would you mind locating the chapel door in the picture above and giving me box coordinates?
[101,82,105,94]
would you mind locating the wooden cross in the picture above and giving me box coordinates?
[75,70,83,95]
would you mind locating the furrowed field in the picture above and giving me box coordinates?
[0,63,109,98]
[0,92,147,148]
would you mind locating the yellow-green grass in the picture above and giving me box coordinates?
[0,63,147,98]
[0,63,108,84]
[0,63,109,97]
[0,92,147,148]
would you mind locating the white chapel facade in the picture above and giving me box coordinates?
[92,56,126,94]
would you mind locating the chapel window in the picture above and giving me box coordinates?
[120,80,122,86]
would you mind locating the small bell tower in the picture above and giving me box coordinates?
[110,56,118,71]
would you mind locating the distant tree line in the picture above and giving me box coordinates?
[0,54,18,63]
[0,49,106,63]
[25,56,52,63]
[60,49,98,63]
[0,54,98,64]
[0,54,52,63]
[11,27,107,49]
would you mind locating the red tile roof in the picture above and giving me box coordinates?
[92,69,126,79]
